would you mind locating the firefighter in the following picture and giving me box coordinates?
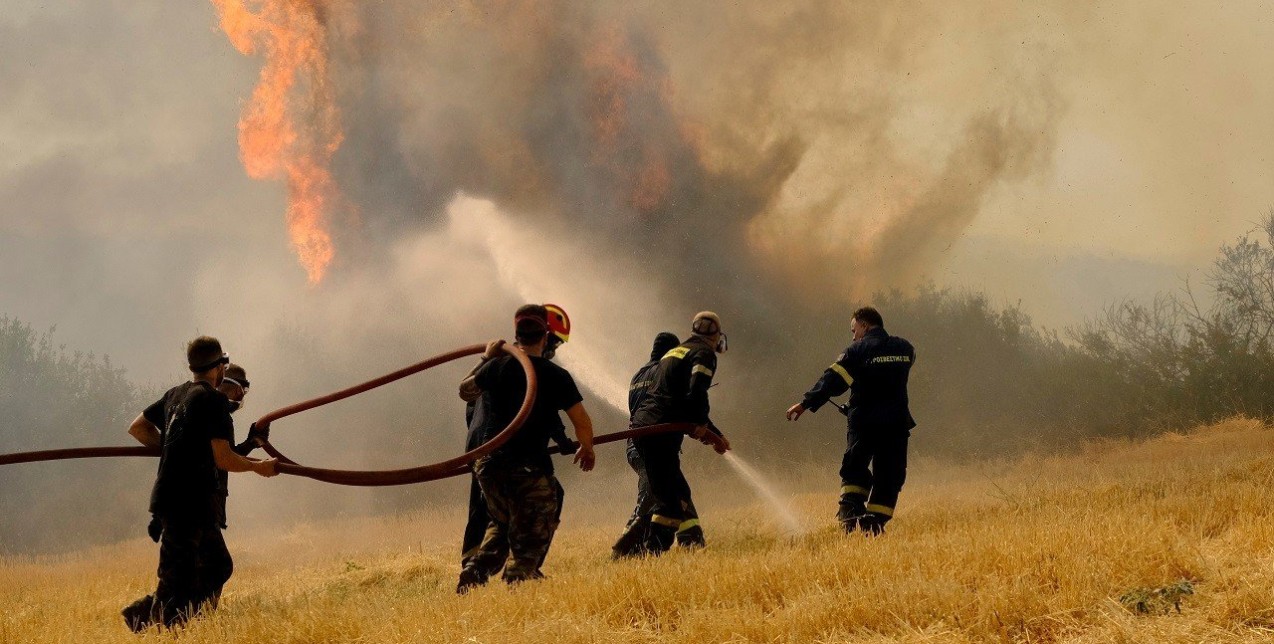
[459,304,574,580]
[610,331,685,559]
[785,306,915,535]
[456,305,595,592]
[200,363,268,608]
[121,338,277,632]
[629,312,731,555]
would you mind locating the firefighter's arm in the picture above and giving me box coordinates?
[127,413,162,448]
[686,354,728,452]
[686,352,716,424]
[233,423,270,455]
[459,340,505,402]
[789,349,853,420]
[212,439,278,477]
[691,420,729,454]
[564,402,595,471]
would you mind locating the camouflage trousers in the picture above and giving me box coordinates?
[465,458,564,583]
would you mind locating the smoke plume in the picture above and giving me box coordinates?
[5,1,1274,551]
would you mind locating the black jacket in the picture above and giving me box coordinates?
[628,359,662,420]
[631,336,717,428]
[801,327,916,431]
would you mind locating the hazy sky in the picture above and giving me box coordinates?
[1,0,1272,381]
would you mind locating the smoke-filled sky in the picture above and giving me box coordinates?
[2,1,1273,533]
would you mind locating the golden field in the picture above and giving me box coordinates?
[4,418,1274,643]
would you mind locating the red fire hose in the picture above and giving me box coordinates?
[0,342,725,485]
[0,343,529,483]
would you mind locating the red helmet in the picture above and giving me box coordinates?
[544,303,571,345]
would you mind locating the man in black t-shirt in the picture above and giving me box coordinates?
[120,337,277,632]
[456,305,596,592]
[459,306,575,579]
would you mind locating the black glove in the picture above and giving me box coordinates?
[146,515,162,543]
[246,422,270,446]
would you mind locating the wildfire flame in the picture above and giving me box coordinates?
[213,0,342,284]
[584,26,674,215]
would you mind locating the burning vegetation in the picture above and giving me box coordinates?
[213,0,344,284]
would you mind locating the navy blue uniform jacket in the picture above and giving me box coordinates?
[801,327,916,431]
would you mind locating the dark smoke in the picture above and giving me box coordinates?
[16,1,1269,552]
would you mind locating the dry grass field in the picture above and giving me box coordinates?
[4,417,1274,643]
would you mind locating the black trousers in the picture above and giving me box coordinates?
[126,514,232,630]
[613,440,703,554]
[838,423,909,520]
[632,432,695,551]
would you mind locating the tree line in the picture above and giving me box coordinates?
[4,212,1274,549]
[885,211,1274,456]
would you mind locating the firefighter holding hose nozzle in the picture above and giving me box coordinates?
[624,312,731,556]
[786,306,915,535]
[611,331,710,558]
[121,337,277,632]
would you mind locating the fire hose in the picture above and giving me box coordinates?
[0,342,726,486]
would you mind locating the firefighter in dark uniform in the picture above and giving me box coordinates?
[610,331,697,559]
[629,312,731,554]
[459,305,575,579]
[786,306,915,535]
[121,338,277,632]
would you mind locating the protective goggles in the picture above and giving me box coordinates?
[189,353,230,373]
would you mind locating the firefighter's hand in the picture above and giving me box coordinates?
[483,339,506,360]
[254,458,279,478]
[712,434,731,454]
[247,422,270,447]
[573,445,595,472]
[785,403,806,421]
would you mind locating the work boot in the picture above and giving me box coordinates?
[839,514,864,534]
[611,518,650,560]
[836,496,867,526]
[456,566,488,595]
[676,524,706,549]
[611,542,647,560]
[502,569,545,585]
[855,512,889,536]
[644,522,677,554]
[121,595,155,633]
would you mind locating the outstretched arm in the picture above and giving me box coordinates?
[212,439,277,477]
[788,349,854,421]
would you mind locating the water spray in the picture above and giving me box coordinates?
[722,451,806,536]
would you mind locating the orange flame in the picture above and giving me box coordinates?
[584,26,674,215]
[213,0,342,284]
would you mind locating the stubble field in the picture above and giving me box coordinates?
[4,418,1274,643]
